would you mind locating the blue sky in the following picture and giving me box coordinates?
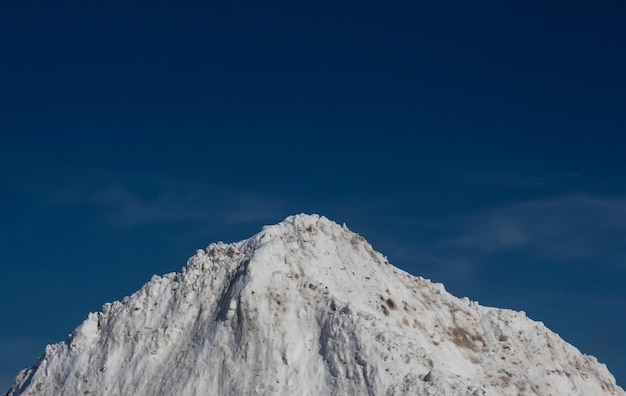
[1,1,625,390]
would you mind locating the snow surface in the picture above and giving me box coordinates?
[6,214,624,395]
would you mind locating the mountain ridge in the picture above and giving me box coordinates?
[6,214,624,395]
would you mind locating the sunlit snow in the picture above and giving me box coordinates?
[6,214,624,395]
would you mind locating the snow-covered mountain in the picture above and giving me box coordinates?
[6,214,624,395]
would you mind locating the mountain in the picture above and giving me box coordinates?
[6,214,624,395]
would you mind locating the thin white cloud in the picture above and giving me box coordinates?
[447,194,626,265]
[42,175,284,228]
[375,194,626,283]
[447,168,587,190]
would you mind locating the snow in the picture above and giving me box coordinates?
[6,214,624,395]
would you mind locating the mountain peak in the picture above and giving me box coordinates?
[266,213,330,230]
[242,213,349,252]
[6,215,624,396]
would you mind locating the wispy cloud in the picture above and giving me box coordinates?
[446,168,587,190]
[41,174,284,228]
[375,194,626,284]
[448,194,626,265]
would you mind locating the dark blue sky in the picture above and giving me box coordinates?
[2,1,625,390]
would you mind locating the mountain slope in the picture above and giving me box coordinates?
[6,214,624,395]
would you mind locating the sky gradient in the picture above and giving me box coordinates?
[2,1,625,390]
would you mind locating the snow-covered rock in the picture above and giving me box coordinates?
[6,214,624,395]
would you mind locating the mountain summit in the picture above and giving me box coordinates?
[6,214,624,395]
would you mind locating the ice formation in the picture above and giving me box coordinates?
[6,214,624,395]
